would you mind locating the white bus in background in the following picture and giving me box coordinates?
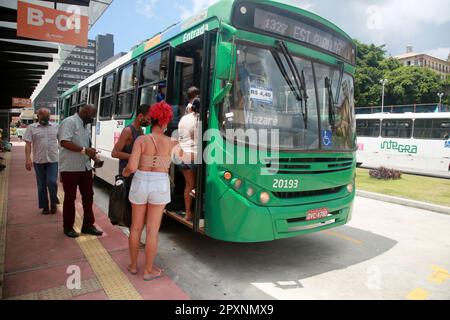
[356,113,450,178]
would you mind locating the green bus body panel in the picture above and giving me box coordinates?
[61,84,79,99]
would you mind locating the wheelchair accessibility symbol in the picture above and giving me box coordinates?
[445,140,450,148]
[323,130,333,147]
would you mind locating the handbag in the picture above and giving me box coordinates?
[108,175,132,228]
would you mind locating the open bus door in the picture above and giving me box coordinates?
[164,31,216,234]
[88,83,101,150]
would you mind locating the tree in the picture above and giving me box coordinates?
[354,39,448,107]
[354,40,400,107]
[384,66,442,105]
[440,76,450,106]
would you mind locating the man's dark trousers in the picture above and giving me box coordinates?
[60,170,95,231]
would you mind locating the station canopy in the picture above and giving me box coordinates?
[0,0,113,109]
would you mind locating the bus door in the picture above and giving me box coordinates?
[165,31,215,233]
[88,83,101,149]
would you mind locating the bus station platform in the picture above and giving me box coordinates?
[0,138,190,300]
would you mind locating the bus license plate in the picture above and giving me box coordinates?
[306,208,329,221]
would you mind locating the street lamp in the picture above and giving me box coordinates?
[438,92,444,112]
[380,79,388,113]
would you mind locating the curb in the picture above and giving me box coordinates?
[356,190,450,216]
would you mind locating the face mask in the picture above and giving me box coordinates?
[84,118,94,125]
[39,117,49,126]
[140,120,150,127]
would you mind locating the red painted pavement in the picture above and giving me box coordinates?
[2,140,190,300]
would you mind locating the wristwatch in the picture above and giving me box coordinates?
[81,148,86,155]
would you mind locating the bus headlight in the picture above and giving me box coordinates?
[233,179,242,190]
[260,192,270,204]
[347,183,354,193]
[247,187,255,197]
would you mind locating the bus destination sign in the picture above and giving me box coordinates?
[253,8,355,64]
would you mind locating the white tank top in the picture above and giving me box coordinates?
[178,113,199,155]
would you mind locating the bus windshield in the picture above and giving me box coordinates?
[221,44,356,151]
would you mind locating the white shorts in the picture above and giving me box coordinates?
[128,171,171,205]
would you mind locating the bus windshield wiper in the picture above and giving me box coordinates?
[276,40,309,129]
[325,76,336,130]
[270,49,302,102]
[334,61,345,104]
[326,61,345,130]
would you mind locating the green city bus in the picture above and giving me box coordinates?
[58,0,357,242]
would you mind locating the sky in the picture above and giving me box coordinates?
[89,0,450,60]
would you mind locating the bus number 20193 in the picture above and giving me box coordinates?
[273,179,299,189]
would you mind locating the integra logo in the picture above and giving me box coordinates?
[381,140,418,154]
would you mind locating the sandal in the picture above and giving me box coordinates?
[127,265,138,275]
[143,269,164,282]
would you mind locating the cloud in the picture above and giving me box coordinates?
[365,0,450,34]
[136,0,159,18]
[425,47,450,61]
[175,0,316,20]
[176,0,218,20]
[282,0,315,11]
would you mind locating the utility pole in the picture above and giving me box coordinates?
[438,92,444,112]
[380,79,388,113]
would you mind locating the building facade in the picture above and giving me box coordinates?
[394,46,450,79]
[34,34,114,115]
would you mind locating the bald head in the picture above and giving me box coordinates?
[37,108,50,117]
[79,104,97,125]
[37,108,51,125]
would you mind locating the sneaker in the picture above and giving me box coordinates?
[42,208,50,215]
[51,204,57,215]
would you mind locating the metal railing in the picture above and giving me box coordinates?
[356,103,450,114]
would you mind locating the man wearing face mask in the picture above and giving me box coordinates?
[58,104,103,238]
[112,104,151,176]
[24,108,59,215]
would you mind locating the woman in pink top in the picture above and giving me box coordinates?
[123,101,186,281]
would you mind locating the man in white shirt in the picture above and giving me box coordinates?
[24,108,59,215]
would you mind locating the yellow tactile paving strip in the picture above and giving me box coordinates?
[57,190,143,300]
[0,152,11,300]
[8,278,102,300]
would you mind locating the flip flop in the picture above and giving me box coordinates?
[143,270,164,282]
[127,265,138,275]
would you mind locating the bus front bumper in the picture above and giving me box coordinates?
[207,189,355,242]
[269,193,355,240]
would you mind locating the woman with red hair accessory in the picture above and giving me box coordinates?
[123,101,190,281]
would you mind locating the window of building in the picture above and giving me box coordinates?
[414,119,450,140]
[381,119,413,138]
[356,119,381,137]
[99,72,115,119]
[115,63,137,118]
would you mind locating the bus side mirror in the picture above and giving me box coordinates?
[216,42,236,81]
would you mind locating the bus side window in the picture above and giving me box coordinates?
[138,50,168,107]
[413,119,431,139]
[99,72,116,120]
[382,119,412,139]
[115,62,137,119]
[69,92,78,116]
[432,119,450,140]
[357,119,380,137]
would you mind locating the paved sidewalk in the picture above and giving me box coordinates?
[0,139,190,300]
